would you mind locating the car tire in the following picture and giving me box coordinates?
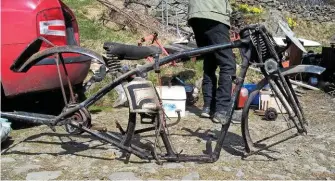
[1,84,7,111]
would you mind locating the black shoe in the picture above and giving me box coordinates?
[200,107,214,118]
[212,111,228,125]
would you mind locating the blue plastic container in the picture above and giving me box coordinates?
[242,83,271,105]
[243,83,260,105]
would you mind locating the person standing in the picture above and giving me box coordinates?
[187,0,236,124]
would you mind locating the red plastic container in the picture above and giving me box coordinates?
[232,85,249,109]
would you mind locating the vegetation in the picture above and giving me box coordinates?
[63,0,139,54]
[286,17,297,29]
[236,4,264,14]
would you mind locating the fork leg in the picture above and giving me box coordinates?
[284,76,307,125]
[276,71,306,133]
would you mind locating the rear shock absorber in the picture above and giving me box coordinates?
[105,51,122,75]
[250,33,271,62]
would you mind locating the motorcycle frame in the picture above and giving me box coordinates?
[1,26,326,163]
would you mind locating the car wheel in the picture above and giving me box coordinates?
[1,84,8,111]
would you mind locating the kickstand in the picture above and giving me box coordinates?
[115,121,126,135]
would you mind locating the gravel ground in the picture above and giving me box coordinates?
[1,91,335,180]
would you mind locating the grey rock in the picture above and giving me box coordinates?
[328,157,335,162]
[143,167,157,174]
[33,159,40,163]
[307,157,317,164]
[108,172,141,180]
[311,163,320,167]
[303,164,311,170]
[222,166,232,172]
[26,171,62,180]
[268,174,288,180]
[163,163,185,169]
[319,153,326,161]
[311,144,326,150]
[306,16,314,21]
[182,172,200,180]
[211,166,219,171]
[56,160,72,167]
[286,162,296,172]
[278,5,284,10]
[39,153,51,158]
[236,169,244,179]
[108,148,123,157]
[253,169,263,175]
[327,136,335,141]
[14,164,41,174]
[142,164,157,174]
[311,166,330,173]
[188,162,196,168]
[1,157,16,163]
[117,166,139,172]
[14,145,29,151]
[303,12,311,17]
[89,140,102,146]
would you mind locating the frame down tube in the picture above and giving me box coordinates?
[211,40,252,161]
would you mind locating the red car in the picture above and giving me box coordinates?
[1,0,91,113]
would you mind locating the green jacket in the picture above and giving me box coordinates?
[187,0,232,27]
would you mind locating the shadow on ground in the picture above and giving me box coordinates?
[1,131,143,162]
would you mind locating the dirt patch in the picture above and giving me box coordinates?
[1,91,335,180]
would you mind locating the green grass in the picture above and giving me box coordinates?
[63,0,139,53]
[62,0,93,10]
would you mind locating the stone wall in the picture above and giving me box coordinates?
[236,0,335,23]
[124,0,334,36]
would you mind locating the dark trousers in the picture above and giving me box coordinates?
[189,18,236,112]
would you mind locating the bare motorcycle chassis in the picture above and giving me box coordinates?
[1,24,325,163]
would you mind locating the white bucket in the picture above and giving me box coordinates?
[156,86,187,118]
